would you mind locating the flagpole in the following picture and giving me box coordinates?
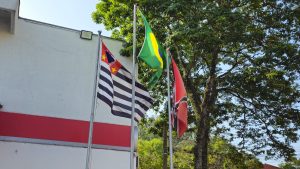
[85,30,102,169]
[166,49,174,169]
[130,4,137,169]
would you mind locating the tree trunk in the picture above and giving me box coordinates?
[185,78,206,169]
[174,46,218,169]
[195,110,209,169]
[194,52,218,169]
[163,122,168,169]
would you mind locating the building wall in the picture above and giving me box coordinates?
[0,2,135,168]
[0,17,132,125]
[0,0,19,11]
[0,142,130,169]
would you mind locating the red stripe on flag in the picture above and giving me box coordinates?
[0,111,130,147]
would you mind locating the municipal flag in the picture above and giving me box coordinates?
[172,58,188,137]
[97,42,153,121]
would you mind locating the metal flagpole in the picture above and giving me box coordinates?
[130,4,137,169]
[85,31,102,169]
[166,49,174,169]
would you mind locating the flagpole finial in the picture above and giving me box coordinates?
[98,31,102,35]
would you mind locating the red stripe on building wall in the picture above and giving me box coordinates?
[0,111,130,147]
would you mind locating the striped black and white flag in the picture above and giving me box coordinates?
[97,42,153,122]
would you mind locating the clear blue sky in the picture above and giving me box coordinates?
[19,0,299,167]
[19,0,111,36]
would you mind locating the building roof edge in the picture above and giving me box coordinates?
[17,16,119,42]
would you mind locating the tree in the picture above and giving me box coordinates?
[92,1,300,169]
[208,137,263,169]
[138,114,169,169]
[280,157,300,169]
[138,135,262,169]
[138,138,164,169]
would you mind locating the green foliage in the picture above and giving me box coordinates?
[138,138,194,169]
[138,117,158,140]
[280,157,300,169]
[137,136,262,169]
[173,139,194,169]
[138,138,163,169]
[208,137,263,169]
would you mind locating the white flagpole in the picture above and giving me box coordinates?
[85,31,102,169]
[166,49,174,169]
[130,4,137,169]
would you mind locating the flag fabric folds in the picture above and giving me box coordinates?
[97,42,153,122]
[172,58,188,137]
[138,13,168,87]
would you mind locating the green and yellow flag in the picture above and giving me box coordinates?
[138,13,168,87]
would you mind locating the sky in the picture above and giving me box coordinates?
[19,0,111,36]
[19,0,299,167]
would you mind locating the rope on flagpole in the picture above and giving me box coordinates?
[130,4,137,169]
[85,30,102,169]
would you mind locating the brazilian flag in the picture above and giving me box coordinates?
[138,13,169,87]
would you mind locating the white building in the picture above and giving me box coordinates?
[0,0,137,168]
